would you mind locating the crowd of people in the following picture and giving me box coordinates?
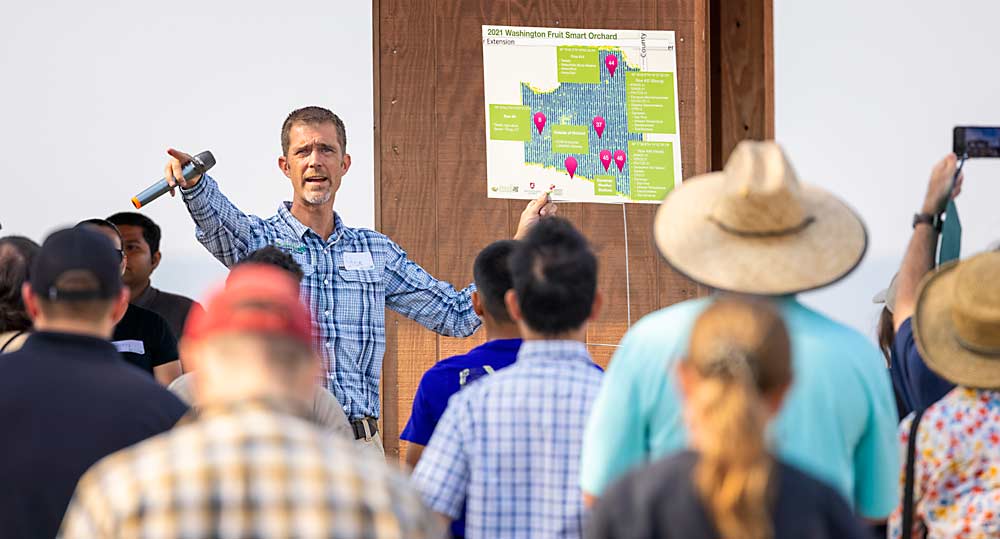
[0,105,995,539]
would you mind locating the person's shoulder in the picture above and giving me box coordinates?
[602,451,698,509]
[630,297,713,336]
[924,387,983,419]
[784,299,871,343]
[77,424,178,489]
[774,457,851,505]
[341,222,391,244]
[120,303,171,331]
[785,299,881,361]
[152,288,197,309]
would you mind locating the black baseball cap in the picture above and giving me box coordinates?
[29,228,123,301]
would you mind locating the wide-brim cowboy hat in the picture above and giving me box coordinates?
[654,141,867,295]
[913,251,1000,388]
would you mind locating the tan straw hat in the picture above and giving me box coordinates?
[654,141,867,295]
[913,251,1000,388]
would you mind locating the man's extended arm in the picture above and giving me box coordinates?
[165,148,264,267]
[893,154,963,330]
[384,192,557,337]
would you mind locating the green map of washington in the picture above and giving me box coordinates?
[484,27,683,204]
[522,48,643,196]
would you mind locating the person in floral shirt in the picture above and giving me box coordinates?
[889,251,1000,538]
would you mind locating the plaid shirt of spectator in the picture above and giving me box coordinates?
[58,399,443,539]
[411,340,603,539]
[181,176,480,419]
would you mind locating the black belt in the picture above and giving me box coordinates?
[351,417,378,440]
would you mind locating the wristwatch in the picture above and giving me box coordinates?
[912,212,942,232]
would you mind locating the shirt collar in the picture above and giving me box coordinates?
[22,331,119,357]
[277,202,345,243]
[132,285,157,307]
[479,338,522,351]
[516,339,592,365]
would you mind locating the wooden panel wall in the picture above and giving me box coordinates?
[375,0,770,460]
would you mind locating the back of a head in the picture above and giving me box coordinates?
[685,296,791,539]
[509,218,597,335]
[232,246,305,284]
[185,265,315,396]
[0,236,40,332]
[29,228,123,323]
[473,240,518,324]
[76,218,123,249]
[107,212,162,253]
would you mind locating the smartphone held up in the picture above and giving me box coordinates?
[954,126,1000,158]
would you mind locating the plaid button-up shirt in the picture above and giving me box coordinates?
[181,176,481,419]
[58,399,443,539]
[412,340,603,539]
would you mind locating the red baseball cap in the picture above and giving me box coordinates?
[183,264,313,347]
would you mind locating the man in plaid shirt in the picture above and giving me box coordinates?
[59,264,442,539]
[412,218,603,539]
[162,106,556,451]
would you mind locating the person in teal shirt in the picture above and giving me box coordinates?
[581,141,899,521]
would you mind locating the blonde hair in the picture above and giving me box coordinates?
[684,296,791,539]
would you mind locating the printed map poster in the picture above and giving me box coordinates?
[483,25,683,204]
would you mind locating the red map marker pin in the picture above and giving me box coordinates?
[564,156,578,179]
[605,55,618,77]
[533,112,546,134]
[592,116,606,138]
[613,150,627,172]
[599,149,612,171]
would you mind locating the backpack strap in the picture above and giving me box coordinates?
[901,408,926,539]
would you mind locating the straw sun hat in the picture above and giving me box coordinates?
[913,251,1000,388]
[654,141,867,295]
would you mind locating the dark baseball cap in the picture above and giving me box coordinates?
[29,228,123,301]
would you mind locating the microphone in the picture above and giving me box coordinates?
[131,151,216,209]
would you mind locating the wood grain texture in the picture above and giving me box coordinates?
[375,0,771,461]
[712,0,774,166]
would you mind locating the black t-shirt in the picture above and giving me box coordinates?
[112,303,178,374]
[0,331,188,539]
[585,451,872,539]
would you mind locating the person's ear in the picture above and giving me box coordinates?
[110,287,130,325]
[341,153,351,174]
[677,360,695,401]
[765,381,793,417]
[21,283,41,322]
[151,250,162,271]
[588,290,604,322]
[504,289,523,323]
[471,290,485,317]
[278,155,291,179]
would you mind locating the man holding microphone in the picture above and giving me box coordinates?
[164,106,555,453]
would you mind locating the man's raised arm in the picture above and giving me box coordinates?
[164,148,264,267]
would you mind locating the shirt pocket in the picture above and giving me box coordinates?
[288,251,315,277]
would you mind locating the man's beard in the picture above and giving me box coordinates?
[303,189,332,206]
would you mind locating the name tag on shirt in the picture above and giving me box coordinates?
[112,339,145,355]
[343,251,375,271]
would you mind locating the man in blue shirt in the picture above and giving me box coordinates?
[402,239,522,538]
[412,218,604,539]
[581,141,899,522]
[882,153,964,416]
[163,106,554,451]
